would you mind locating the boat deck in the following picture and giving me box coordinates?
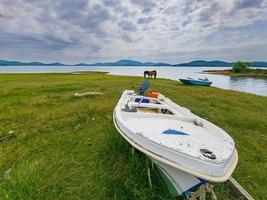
[123,115,233,163]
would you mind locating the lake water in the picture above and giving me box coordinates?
[0,66,266,97]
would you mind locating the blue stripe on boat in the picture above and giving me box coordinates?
[163,129,188,136]
[135,98,150,103]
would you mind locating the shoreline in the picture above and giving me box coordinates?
[202,68,267,79]
[0,70,266,97]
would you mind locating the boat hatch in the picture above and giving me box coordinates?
[200,149,216,160]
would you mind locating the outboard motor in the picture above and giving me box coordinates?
[139,81,150,95]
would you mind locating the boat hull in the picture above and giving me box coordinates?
[113,90,238,184]
[114,113,201,195]
[179,79,212,86]
[151,158,204,195]
[113,109,238,183]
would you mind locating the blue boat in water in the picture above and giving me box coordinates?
[179,77,212,86]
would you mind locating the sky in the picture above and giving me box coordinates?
[0,0,267,64]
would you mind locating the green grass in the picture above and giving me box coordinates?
[0,72,266,200]
[205,68,267,79]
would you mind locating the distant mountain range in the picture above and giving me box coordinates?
[74,60,171,66]
[1,59,267,67]
[174,60,267,67]
[0,60,65,66]
[174,60,232,67]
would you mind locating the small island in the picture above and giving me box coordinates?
[203,61,267,79]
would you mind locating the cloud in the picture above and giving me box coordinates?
[129,0,157,13]
[234,0,264,9]
[137,17,154,24]
[119,20,137,31]
[198,2,220,22]
[102,0,120,7]
[0,0,266,63]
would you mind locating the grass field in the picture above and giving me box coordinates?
[0,72,266,200]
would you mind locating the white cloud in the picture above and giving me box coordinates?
[0,0,266,63]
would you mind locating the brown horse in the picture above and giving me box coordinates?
[144,70,157,79]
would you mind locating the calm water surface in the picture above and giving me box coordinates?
[0,66,266,97]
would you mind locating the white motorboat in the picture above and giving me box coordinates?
[113,89,238,196]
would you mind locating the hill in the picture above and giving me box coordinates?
[0,59,266,67]
[174,60,232,67]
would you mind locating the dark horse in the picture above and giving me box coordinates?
[144,70,157,79]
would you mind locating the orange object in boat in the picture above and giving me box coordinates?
[148,92,159,98]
